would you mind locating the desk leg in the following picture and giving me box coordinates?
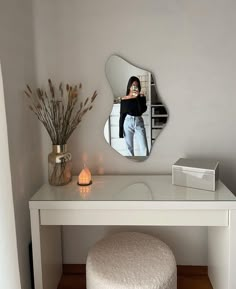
[208,226,229,289]
[30,209,63,289]
[228,210,236,289]
[208,210,236,289]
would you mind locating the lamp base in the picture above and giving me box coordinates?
[77,180,92,186]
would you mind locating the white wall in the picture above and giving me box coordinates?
[0,64,22,289]
[0,1,44,288]
[33,0,236,265]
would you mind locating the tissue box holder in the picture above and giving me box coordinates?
[172,158,219,191]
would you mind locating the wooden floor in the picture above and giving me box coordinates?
[58,265,213,289]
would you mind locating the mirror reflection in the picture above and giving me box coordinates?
[113,183,153,200]
[104,55,168,161]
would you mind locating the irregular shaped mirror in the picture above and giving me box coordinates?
[104,55,168,161]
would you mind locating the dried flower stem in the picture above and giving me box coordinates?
[24,79,97,145]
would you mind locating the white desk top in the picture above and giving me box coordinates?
[29,175,236,210]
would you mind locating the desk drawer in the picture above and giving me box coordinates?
[40,209,228,226]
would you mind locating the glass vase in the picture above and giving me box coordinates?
[48,144,72,186]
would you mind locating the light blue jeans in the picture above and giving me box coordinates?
[123,115,149,156]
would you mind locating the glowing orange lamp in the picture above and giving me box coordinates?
[77,166,92,186]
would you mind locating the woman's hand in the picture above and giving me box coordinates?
[132,91,139,97]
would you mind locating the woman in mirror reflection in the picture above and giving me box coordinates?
[119,76,149,156]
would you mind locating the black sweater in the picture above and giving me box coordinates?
[119,96,147,138]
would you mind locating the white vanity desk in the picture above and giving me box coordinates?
[29,175,236,289]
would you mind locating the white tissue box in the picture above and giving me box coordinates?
[172,158,219,191]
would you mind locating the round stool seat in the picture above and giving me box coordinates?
[86,232,177,289]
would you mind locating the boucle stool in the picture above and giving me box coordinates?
[86,232,177,289]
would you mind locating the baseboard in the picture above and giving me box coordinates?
[63,264,208,276]
[177,265,208,276]
[63,264,86,275]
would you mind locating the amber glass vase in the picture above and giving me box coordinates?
[48,145,72,186]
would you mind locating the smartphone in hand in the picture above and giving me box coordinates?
[131,85,139,97]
